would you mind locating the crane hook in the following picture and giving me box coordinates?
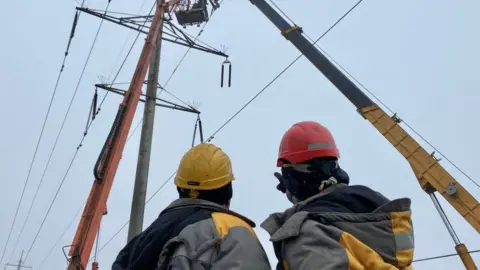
[220,58,232,88]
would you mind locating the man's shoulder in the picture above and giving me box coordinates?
[300,184,390,214]
[342,185,390,202]
[210,212,257,238]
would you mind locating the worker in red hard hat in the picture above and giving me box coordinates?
[261,121,415,270]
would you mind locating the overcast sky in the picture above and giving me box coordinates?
[1,0,480,269]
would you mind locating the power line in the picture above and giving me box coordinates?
[83,2,155,137]
[206,0,363,141]
[21,1,113,263]
[88,172,176,263]
[23,147,81,262]
[0,0,87,265]
[413,249,480,263]
[25,2,156,266]
[34,22,145,263]
[88,0,365,258]
[105,0,149,82]
[98,0,152,109]
[36,202,86,270]
[124,84,196,143]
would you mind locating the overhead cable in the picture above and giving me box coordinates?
[27,2,157,266]
[22,1,114,262]
[97,0,151,110]
[105,0,149,83]
[34,1,151,267]
[0,0,87,265]
[88,172,176,263]
[36,202,85,270]
[206,0,363,141]
[413,249,480,263]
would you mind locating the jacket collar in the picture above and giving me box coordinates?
[261,184,347,237]
[163,198,256,227]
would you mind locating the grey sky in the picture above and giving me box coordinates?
[1,0,479,269]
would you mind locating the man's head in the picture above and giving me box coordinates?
[276,121,350,203]
[175,143,234,208]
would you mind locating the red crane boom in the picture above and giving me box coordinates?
[67,1,179,269]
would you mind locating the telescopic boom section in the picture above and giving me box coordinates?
[67,1,179,269]
[248,0,480,233]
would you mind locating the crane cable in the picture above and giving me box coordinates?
[309,21,480,235]
[84,0,365,262]
[301,34,480,190]
[0,0,87,265]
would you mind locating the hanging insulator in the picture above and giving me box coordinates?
[220,63,224,87]
[197,115,204,142]
[65,11,79,57]
[92,89,98,121]
[220,58,231,88]
[228,62,232,87]
[85,89,97,136]
[70,11,79,39]
[191,118,198,147]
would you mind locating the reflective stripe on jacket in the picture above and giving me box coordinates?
[112,198,271,270]
[261,184,414,270]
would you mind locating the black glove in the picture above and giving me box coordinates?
[274,172,287,193]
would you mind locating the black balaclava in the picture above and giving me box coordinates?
[276,157,350,203]
[177,182,233,207]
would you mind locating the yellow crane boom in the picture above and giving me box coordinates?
[360,104,480,232]
[249,0,479,268]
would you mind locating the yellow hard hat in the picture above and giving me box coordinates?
[175,143,234,190]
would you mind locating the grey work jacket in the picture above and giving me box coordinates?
[262,185,415,270]
[157,199,272,270]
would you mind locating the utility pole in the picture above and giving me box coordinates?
[127,0,165,242]
[4,251,31,270]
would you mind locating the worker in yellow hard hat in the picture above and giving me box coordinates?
[112,143,271,270]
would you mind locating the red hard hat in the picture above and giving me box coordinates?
[277,121,340,167]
